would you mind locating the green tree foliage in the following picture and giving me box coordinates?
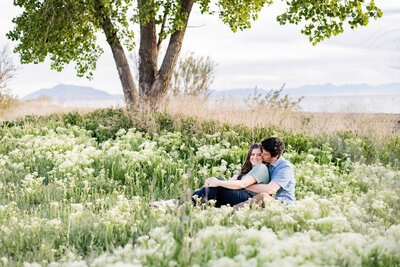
[277,0,383,45]
[170,51,217,98]
[7,0,382,110]
[7,0,129,78]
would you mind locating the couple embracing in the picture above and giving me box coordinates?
[192,137,295,209]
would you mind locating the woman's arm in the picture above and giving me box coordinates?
[204,175,257,190]
[228,174,239,181]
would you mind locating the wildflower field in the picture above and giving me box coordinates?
[0,109,399,266]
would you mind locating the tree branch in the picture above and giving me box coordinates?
[158,0,195,84]
[157,9,169,54]
[94,0,139,107]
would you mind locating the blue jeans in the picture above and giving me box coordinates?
[192,178,252,207]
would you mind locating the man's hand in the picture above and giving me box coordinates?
[245,181,281,195]
[204,177,220,187]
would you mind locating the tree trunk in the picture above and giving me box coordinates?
[96,1,139,109]
[109,41,139,109]
[138,0,159,107]
[138,0,195,111]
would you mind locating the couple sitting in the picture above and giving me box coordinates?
[192,137,295,209]
[153,137,295,209]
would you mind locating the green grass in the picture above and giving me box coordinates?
[0,108,399,266]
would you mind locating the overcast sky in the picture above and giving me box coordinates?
[1,0,399,98]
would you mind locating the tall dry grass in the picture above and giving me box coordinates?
[163,97,400,142]
[0,99,94,121]
[1,97,399,142]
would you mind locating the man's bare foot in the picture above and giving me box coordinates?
[232,193,272,211]
[151,199,178,209]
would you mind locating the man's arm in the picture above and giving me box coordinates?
[245,182,281,195]
[247,164,294,195]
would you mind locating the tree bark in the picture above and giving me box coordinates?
[139,0,195,111]
[95,1,139,109]
[109,40,139,109]
[96,0,194,111]
[138,0,159,107]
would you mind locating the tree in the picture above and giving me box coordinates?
[245,84,304,111]
[7,0,382,111]
[170,51,216,98]
[0,45,17,114]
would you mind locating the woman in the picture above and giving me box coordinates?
[191,143,270,207]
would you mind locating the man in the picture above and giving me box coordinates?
[234,137,295,209]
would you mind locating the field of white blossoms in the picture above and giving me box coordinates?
[0,109,399,266]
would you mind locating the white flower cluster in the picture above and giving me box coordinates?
[0,122,399,266]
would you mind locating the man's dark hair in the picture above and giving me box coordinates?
[261,137,285,158]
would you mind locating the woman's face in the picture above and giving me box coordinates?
[250,148,263,167]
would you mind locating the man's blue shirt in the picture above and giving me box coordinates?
[269,157,296,201]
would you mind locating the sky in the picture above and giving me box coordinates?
[0,0,399,98]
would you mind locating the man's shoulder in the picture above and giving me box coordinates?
[275,157,293,169]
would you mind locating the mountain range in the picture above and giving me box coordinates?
[22,84,123,101]
[22,83,400,101]
[211,83,400,98]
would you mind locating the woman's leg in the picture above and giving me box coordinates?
[191,186,219,205]
[191,178,224,206]
[216,188,252,207]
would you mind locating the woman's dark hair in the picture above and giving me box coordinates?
[237,143,263,180]
[261,137,285,158]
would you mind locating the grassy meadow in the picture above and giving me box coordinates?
[0,102,399,266]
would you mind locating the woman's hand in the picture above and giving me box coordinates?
[204,177,221,187]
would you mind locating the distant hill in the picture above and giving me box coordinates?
[22,84,123,101]
[210,83,400,98]
[23,82,400,102]
[284,83,400,96]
